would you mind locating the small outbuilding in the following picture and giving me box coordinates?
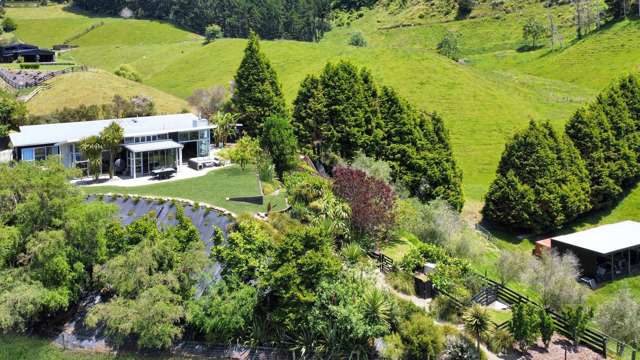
[551,221,640,282]
[0,44,55,63]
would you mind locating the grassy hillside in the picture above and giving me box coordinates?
[26,70,189,115]
[6,4,640,216]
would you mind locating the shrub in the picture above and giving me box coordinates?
[431,295,462,322]
[487,327,514,355]
[257,153,276,182]
[595,288,640,353]
[382,333,405,360]
[204,24,223,43]
[399,313,445,359]
[114,64,142,83]
[19,64,40,69]
[386,271,416,296]
[2,17,17,32]
[509,302,539,351]
[443,335,486,360]
[340,242,363,266]
[333,165,396,241]
[400,248,423,273]
[437,32,461,61]
[457,0,476,18]
[349,31,367,47]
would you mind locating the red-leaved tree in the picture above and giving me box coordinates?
[332,165,396,244]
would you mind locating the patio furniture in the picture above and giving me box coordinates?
[151,167,176,180]
[188,157,221,170]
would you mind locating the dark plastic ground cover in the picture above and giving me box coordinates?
[87,194,234,252]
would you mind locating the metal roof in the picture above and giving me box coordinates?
[552,221,640,255]
[9,113,212,147]
[124,140,183,153]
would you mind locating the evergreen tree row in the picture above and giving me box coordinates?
[291,61,464,210]
[72,0,332,41]
[483,74,640,232]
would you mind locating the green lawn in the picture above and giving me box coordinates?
[0,334,186,360]
[83,165,286,216]
[486,308,512,325]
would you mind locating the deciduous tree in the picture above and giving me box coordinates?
[333,165,396,244]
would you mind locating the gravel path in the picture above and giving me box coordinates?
[373,270,502,360]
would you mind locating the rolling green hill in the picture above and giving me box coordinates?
[5,4,640,226]
[26,69,189,115]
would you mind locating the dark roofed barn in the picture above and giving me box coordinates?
[0,44,55,63]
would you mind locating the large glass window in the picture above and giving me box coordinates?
[198,138,210,157]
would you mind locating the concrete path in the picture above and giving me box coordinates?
[74,163,232,187]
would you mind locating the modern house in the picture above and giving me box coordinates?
[9,113,213,178]
[551,221,640,282]
[0,44,55,63]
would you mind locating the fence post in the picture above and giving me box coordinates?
[602,338,607,359]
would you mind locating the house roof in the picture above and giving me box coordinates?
[9,114,212,147]
[552,221,640,255]
[124,140,183,153]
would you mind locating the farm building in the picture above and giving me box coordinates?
[0,44,55,63]
[551,221,640,282]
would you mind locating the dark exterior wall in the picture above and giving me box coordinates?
[552,242,600,278]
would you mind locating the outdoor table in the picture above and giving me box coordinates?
[152,167,176,180]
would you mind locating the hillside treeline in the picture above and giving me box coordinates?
[72,0,333,41]
[292,61,464,211]
[483,74,640,232]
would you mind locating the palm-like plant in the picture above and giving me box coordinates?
[463,304,491,352]
[210,111,237,146]
[78,135,103,180]
[99,122,124,179]
[309,193,351,241]
[363,288,391,328]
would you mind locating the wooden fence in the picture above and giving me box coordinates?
[367,251,395,273]
[473,275,610,357]
[368,247,639,358]
[0,65,88,89]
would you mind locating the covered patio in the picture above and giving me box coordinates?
[552,221,640,283]
[124,140,183,179]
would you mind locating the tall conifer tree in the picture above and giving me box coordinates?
[483,121,591,232]
[232,31,286,136]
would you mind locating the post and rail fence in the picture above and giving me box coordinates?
[368,249,638,359]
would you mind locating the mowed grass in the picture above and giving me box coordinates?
[83,165,286,216]
[0,334,186,360]
[26,70,189,116]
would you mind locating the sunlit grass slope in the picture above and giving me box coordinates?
[27,70,189,116]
